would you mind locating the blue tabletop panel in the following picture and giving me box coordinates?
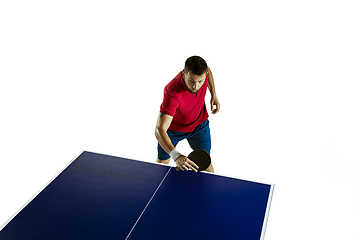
[127,168,272,240]
[0,151,171,240]
[0,151,273,240]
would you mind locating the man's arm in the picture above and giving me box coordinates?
[207,67,220,114]
[155,112,199,172]
[155,112,175,154]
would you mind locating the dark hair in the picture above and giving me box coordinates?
[184,56,208,75]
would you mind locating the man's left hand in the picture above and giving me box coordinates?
[210,96,220,114]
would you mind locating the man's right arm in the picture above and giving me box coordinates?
[154,112,175,154]
[154,112,199,172]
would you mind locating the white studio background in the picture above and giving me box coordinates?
[1,1,359,239]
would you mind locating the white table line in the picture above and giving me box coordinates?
[125,167,172,240]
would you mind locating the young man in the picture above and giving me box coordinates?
[155,56,220,173]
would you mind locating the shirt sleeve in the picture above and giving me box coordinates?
[160,91,179,117]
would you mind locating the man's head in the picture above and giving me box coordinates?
[182,56,208,94]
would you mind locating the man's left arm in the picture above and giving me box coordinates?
[207,67,220,114]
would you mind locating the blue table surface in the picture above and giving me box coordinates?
[0,151,274,240]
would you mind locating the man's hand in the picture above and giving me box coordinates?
[175,155,199,172]
[210,95,220,114]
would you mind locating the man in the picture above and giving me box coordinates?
[155,56,220,173]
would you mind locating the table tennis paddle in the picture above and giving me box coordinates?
[175,149,211,172]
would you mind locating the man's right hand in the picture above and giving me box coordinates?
[175,155,199,172]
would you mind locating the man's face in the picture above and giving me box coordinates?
[182,70,207,94]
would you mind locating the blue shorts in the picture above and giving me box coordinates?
[157,119,211,160]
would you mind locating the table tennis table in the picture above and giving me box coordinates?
[0,151,274,240]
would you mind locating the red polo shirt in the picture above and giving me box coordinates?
[160,71,209,132]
